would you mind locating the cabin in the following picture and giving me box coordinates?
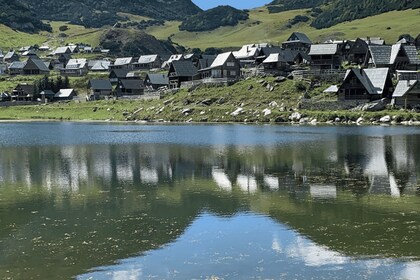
[338,68,393,101]
[3,51,19,63]
[365,44,420,70]
[40,90,55,103]
[11,83,35,101]
[261,53,289,72]
[144,73,169,90]
[88,79,113,100]
[9,58,50,75]
[8,61,26,75]
[197,57,216,71]
[133,55,161,70]
[347,38,369,65]
[199,52,240,80]
[168,60,199,88]
[61,59,88,76]
[116,79,145,97]
[88,60,110,72]
[161,54,183,69]
[282,32,312,53]
[54,89,77,101]
[392,80,420,108]
[109,57,134,70]
[233,43,267,66]
[109,69,129,83]
[309,44,341,70]
[53,46,71,56]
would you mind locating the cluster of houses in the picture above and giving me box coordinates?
[0,32,420,107]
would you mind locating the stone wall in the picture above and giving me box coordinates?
[299,99,362,111]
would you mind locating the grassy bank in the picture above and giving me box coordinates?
[0,78,419,124]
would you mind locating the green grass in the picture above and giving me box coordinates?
[146,7,420,49]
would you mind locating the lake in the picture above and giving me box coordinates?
[0,122,419,279]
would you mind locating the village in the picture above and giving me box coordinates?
[0,32,419,112]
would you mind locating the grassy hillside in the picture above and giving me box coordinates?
[146,7,420,49]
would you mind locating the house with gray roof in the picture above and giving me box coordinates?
[262,53,289,72]
[88,79,113,100]
[116,79,145,97]
[392,80,420,108]
[54,89,77,101]
[88,60,110,71]
[61,59,88,76]
[282,32,312,53]
[11,83,36,101]
[144,73,169,90]
[365,44,420,70]
[338,68,393,101]
[110,57,134,70]
[198,52,240,80]
[3,51,19,63]
[133,55,161,69]
[8,58,49,75]
[168,60,199,88]
[308,44,341,70]
[161,54,184,69]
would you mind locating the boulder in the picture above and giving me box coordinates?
[262,108,272,116]
[289,112,302,122]
[182,108,193,115]
[354,98,388,112]
[231,108,244,116]
[380,115,391,123]
[356,117,364,124]
[269,101,278,107]
[275,76,287,83]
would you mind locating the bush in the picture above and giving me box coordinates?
[59,25,68,32]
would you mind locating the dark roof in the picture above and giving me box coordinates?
[9,61,25,69]
[26,58,50,72]
[170,60,198,77]
[119,79,144,90]
[109,69,129,78]
[89,79,112,90]
[200,54,217,60]
[284,32,312,45]
[368,45,392,65]
[145,73,169,85]
[198,58,215,70]
[403,45,420,65]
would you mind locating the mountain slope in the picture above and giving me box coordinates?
[179,6,249,32]
[268,0,420,29]
[0,0,51,33]
[18,0,202,28]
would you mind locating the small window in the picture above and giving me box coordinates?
[227,62,235,67]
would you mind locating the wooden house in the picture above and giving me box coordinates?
[133,55,161,70]
[109,57,134,70]
[308,44,341,70]
[338,68,393,101]
[144,73,169,90]
[199,52,240,80]
[161,54,183,69]
[282,32,312,53]
[392,80,420,108]
[3,51,19,63]
[11,83,35,101]
[365,44,420,70]
[40,90,55,103]
[61,59,88,76]
[116,79,145,97]
[168,60,199,88]
[54,89,77,101]
[88,60,110,72]
[88,79,113,100]
[347,38,369,65]
[261,53,289,72]
[9,58,49,75]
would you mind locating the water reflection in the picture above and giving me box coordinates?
[0,124,420,279]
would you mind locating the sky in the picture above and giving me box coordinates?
[192,0,271,10]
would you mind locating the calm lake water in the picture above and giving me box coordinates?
[0,122,420,279]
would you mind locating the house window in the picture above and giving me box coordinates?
[229,71,236,76]
[227,62,235,67]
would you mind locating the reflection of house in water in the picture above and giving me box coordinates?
[236,174,258,193]
[212,167,232,192]
[140,168,159,184]
[264,175,279,190]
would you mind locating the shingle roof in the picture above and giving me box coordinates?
[171,60,198,77]
[368,45,392,65]
[309,44,338,55]
[66,58,87,69]
[54,47,70,55]
[146,73,169,85]
[344,68,390,95]
[119,79,144,90]
[211,52,234,68]
[393,80,418,97]
[27,58,50,72]
[89,79,112,90]
[4,51,16,59]
[110,69,129,78]
[90,60,110,71]
[403,45,420,65]
[284,32,312,44]
[138,55,159,64]
[9,61,25,69]
[40,90,55,96]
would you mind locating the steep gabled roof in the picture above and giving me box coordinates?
[114,57,133,66]
[198,58,215,70]
[368,45,392,65]
[343,68,390,95]
[284,32,312,45]
[89,79,112,90]
[263,53,287,64]
[309,44,338,55]
[55,89,76,98]
[110,69,129,78]
[54,46,70,55]
[210,52,235,68]
[4,51,17,59]
[393,80,419,97]
[403,45,420,65]
[8,61,26,69]
[25,58,50,72]
[90,60,110,71]
[66,58,87,69]
[119,79,144,90]
[170,60,198,77]
[145,73,169,85]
